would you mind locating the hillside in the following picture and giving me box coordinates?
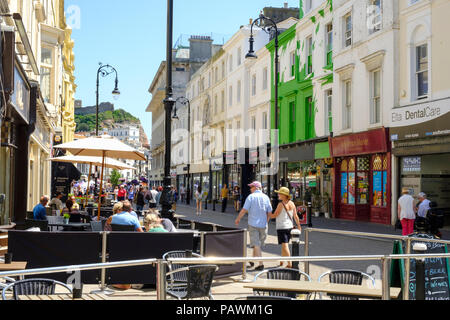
[75,109,140,133]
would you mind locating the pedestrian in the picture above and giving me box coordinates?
[128,185,135,203]
[117,185,127,202]
[135,186,146,213]
[233,186,241,212]
[221,184,229,213]
[235,181,272,271]
[155,186,163,207]
[269,187,301,268]
[180,185,186,203]
[114,186,119,201]
[398,188,416,236]
[148,187,158,209]
[195,186,203,216]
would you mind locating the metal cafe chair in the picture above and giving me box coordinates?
[253,268,312,299]
[318,269,376,300]
[2,279,72,300]
[163,250,204,290]
[46,216,64,232]
[166,265,218,300]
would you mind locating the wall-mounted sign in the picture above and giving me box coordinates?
[11,66,30,124]
[401,157,421,173]
[390,98,450,141]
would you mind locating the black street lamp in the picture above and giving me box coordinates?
[94,63,120,194]
[96,63,120,136]
[160,0,176,221]
[246,12,280,211]
[173,97,191,205]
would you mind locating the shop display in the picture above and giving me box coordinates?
[357,172,369,204]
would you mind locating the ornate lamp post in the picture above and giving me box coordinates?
[172,97,191,205]
[160,0,176,221]
[246,12,280,210]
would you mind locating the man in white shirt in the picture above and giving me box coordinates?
[398,188,416,236]
[49,193,64,212]
[417,192,431,218]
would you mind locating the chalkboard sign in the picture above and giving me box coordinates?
[391,234,450,300]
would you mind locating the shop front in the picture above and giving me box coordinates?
[330,128,391,225]
[210,156,223,202]
[0,54,37,225]
[390,97,450,226]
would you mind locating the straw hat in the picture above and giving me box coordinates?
[275,187,291,199]
[402,187,410,195]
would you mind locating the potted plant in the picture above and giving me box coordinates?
[63,213,70,225]
[312,191,322,217]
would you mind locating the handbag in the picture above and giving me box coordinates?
[395,220,403,230]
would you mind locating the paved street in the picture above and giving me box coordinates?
[173,201,450,284]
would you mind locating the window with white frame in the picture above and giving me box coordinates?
[229,55,233,72]
[416,44,428,100]
[326,23,333,66]
[40,46,53,103]
[229,85,233,106]
[263,67,268,90]
[237,47,242,66]
[325,89,333,135]
[344,13,352,47]
[343,80,352,129]
[252,74,257,96]
[214,94,218,114]
[290,51,296,77]
[222,61,225,79]
[221,90,225,111]
[306,37,313,75]
[215,67,218,83]
[237,80,241,103]
[368,0,382,34]
[370,70,381,124]
[251,116,256,131]
[304,0,312,12]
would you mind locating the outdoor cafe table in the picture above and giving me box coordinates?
[0,261,27,272]
[244,280,402,300]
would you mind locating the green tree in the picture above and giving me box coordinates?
[110,169,122,187]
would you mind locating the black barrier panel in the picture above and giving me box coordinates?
[177,218,192,229]
[106,232,194,285]
[215,225,240,232]
[203,230,245,278]
[194,222,215,232]
[7,231,102,284]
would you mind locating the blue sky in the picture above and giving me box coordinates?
[65,0,300,139]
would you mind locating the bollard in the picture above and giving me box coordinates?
[291,229,302,270]
[91,232,114,295]
[304,229,310,275]
[307,202,313,228]
[213,199,216,211]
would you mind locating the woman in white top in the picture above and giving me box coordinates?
[268,187,301,268]
[398,188,416,236]
[195,186,202,216]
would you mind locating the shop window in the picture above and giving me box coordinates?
[357,157,370,205]
[372,155,388,207]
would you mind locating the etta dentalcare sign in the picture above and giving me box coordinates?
[390,98,450,141]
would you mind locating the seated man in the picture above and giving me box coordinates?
[111,202,143,232]
[33,196,49,221]
[123,200,138,219]
[49,192,64,212]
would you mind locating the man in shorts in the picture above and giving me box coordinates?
[235,181,272,271]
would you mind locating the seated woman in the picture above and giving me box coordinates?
[104,202,123,232]
[62,200,81,223]
[144,213,168,233]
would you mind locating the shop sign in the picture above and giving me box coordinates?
[225,151,235,165]
[249,148,258,164]
[211,159,223,171]
[330,128,389,157]
[402,157,421,173]
[390,98,450,141]
[11,66,30,124]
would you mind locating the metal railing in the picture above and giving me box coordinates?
[1,253,450,300]
[302,227,450,300]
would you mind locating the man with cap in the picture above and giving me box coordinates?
[235,181,272,271]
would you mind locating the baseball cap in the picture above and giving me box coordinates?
[418,192,427,198]
[248,181,262,189]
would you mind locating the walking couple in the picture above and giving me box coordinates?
[235,182,301,271]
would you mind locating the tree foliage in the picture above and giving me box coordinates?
[110,169,122,187]
[75,109,139,133]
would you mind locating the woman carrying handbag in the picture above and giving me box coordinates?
[268,187,302,268]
